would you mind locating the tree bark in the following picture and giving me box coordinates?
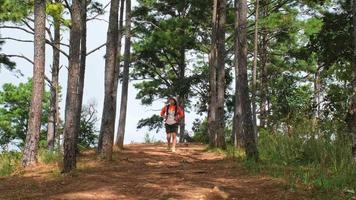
[208,0,218,147]
[102,0,124,150]
[237,0,258,161]
[259,0,269,128]
[116,0,131,150]
[208,0,226,149]
[313,67,321,136]
[178,46,186,143]
[62,0,82,172]
[232,3,243,148]
[22,0,46,167]
[99,0,119,160]
[74,0,88,153]
[47,1,60,151]
[348,0,356,160]
[215,0,227,149]
[252,0,259,140]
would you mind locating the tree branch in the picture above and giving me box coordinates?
[153,69,172,87]
[134,20,160,29]
[22,19,34,32]
[64,0,72,14]
[0,37,33,43]
[3,54,52,87]
[4,54,33,65]
[86,42,106,56]
[0,25,34,35]
[86,2,111,22]
[1,37,69,58]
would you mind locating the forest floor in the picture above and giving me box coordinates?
[0,143,318,200]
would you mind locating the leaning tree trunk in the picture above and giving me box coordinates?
[116,0,131,150]
[47,3,60,151]
[208,0,218,147]
[237,0,258,161]
[348,0,356,160]
[22,0,46,167]
[99,0,119,160]
[252,0,259,139]
[62,0,82,173]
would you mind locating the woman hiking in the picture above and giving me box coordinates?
[160,97,184,152]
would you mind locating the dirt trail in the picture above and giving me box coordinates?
[0,144,311,200]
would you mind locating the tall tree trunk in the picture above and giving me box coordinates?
[62,0,82,172]
[252,0,259,140]
[232,0,243,148]
[313,67,321,136]
[259,0,269,128]
[208,0,226,149]
[102,0,125,150]
[237,0,258,161]
[208,0,218,147]
[348,0,356,160]
[232,0,244,147]
[74,0,88,153]
[22,0,46,167]
[99,0,119,160]
[215,0,227,149]
[116,0,131,150]
[178,47,186,143]
[47,2,60,151]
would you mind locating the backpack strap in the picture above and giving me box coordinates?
[166,105,170,120]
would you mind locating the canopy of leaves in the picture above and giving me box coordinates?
[0,80,50,150]
[78,103,99,148]
[0,0,32,21]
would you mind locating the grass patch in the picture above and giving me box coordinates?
[0,151,21,176]
[39,148,61,164]
[239,131,356,199]
[206,144,245,160]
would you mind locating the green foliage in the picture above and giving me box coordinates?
[308,1,352,69]
[132,0,214,131]
[137,114,164,133]
[269,74,314,128]
[255,129,356,195]
[191,118,209,143]
[0,151,21,176]
[0,38,16,71]
[78,103,99,149]
[39,148,60,164]
[46,2,64,21]
[0,0,32,21]
[0,80,50,149]
[143,133,161,144]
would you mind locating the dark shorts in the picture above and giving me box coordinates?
[165,123,178,133]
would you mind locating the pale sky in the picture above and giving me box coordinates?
[0,0,200,144]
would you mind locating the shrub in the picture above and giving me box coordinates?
[0,151,21,176]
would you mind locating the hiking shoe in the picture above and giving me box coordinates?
[171,147,176,153]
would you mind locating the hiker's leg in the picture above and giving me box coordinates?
[172,132,177,152]
[166,133,172,149]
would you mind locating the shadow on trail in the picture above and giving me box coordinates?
[0,144,311,200]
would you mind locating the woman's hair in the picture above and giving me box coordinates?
[168,97,177,105]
